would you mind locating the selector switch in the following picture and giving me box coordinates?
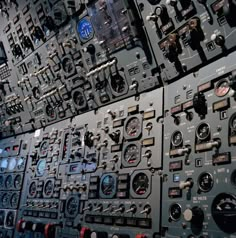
[193,92,207,118]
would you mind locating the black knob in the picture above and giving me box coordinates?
[22,221,33,231]
[108,131,120,143]
[214,35,225,47]
[86,44,96,55]
[84,131,94,147]
[193,92,207,117]
[32,26,45,42]
[32,223,45,232]
[21,35,34,50]
[155,5,170,24]
[90,231,108,238]
[183,207,204,227]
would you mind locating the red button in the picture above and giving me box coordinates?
[16,219,25,232]
[44,224,55,238]
[80,227,91,238]
[136,235,147,238]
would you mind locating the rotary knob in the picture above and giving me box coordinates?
[193,92,207,117]
[183,207,204,226]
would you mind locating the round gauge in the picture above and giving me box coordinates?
[5,175,13,189]
[45,104,56,120]
[72,90,85,108]
[171,131,183,147]
[125,117,141,138]
[10,193,19,208]
[229,113,236,130]
[17,157,24,169]
[123,144,140,165]
[169,203,182,221]
[5,211,15,227]
[8,157,16,171]
[39,140,49,157]
[212,193,236,233]
[36,159,46,176]
[77,18,94,42]
[0,176,4,187]
[100,174,116,197]
[132,173,149,195]
[32,87,41,100]
[66,196,79,217]
[0,158,8,171]
[215,79,230,97]
[14,174,22,189]
[44,180,54,197]
[1,193,9,207]
[196,122,210,141]
[28,181,37,197]
[110,74,126,94]
[62,56,75,74]
[198,172,214,192]
[0,210,5,226]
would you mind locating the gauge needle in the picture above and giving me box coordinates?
[216,205,222,211]
[127,155,135,162]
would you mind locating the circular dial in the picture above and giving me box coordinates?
[45,104,56,120]
[124,144,140,164]
[132,173,149,195]
[10,193,19,208]
[62,57,74,74]
[171,131,183,147]
[73,90,85,107]
[77,18,94,42]
[101,175,116,196]
[39,140,49,157]
[5,175,13,189]
[28,181,37,197]
[5,211,15,227]
[32,87,41,100]
[44,180,54,197]
[8,157,16,171]
[66,197,79,216]
[169,203,182,221]
[198,172,214,192]
[36,159,46,176]
[14,174,22,189]
[215,79,230,97]
[212,193,236,233]
[2,193,9,207]
[17,157,24,169]
[0,210,5,226]
[196,123,210,141]
[229,113,236,130]
[0,158,8,170]
[125,117,141,138]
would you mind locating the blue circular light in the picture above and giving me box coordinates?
[77,18,94,41]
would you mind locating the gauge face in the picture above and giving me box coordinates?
[101,175,116,196]
[45,105,56,120]
[36,159,46,176]
[66,197,79,217]
[10,193,19,208]
[5,211,15,227]
[132,173,149,195]
[198,172,214,192]
[39,140,49,157]
[5,175,12,189]
[196,123,210,141]
[212,193,236,233]
[2,193,9,207]
[44,180,54,197]
[73,90,85,107]
[28,181,37,197]
[0,210,4,226]
[125,117,141,138]
[110,74,126,93]
[14,174,22,189]
[17,157,24,169]
[0,158,8,170]
[32,87,41,100]
[215,79,230,97]
[124,144,140,165]
[171,131,183,147]
[229,113,236,130]
[77,18,94,42]
[8,158,16,171]
[169,203,182,221]
[62,56,74,74]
